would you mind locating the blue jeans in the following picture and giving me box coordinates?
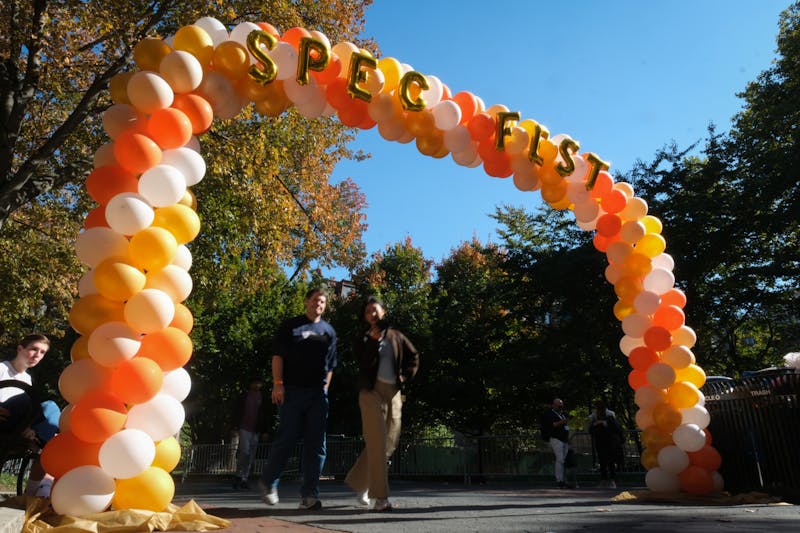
[261,386,328,498]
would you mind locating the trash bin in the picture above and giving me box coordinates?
[701,368,800,502]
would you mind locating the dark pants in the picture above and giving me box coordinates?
[261,386,328,498]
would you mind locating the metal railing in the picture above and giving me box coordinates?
[179,431,645,484]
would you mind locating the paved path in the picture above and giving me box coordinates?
[175,479,800,532]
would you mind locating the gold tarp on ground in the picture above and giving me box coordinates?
[612,490,790,506]
[1,496,230,532]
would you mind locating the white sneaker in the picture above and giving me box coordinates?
[373,498,392,512]
[356,490,370,507]
[298,497,322,510]
[259,482,279,505]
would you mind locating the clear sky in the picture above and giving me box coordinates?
[321,1,792,280]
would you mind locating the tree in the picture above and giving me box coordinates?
[0,0,373,345]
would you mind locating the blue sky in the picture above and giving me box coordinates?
[322,1,792,280]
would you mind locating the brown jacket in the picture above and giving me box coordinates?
[354,327,419,392]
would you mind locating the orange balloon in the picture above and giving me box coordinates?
[452,91,478,125]
[138,327,193,371]
[661,288,687,309]
[280,26,311,50]
[613,299,635,321]
[311,55,342,85]
[679,465,714,494]
[70,390,128,444]
[652,402,682,433]
[600,188,628,214]
[146,108,193,149]
[596,213,622,238]
[41,431,102,479]
[85,165,139,205]
[644,326,672,351]
[70,336,91,362]
[614,276,643,302]
[622,252,653,277]
[688,445,722,472]
[466,113,495,143]
[170,302,194,333]
[256,22,280,37]
[110,71,134,104]
[109,357,164,405]
[338,99,369,128]
[171,94,213,134]
[114,130,162,174]
[628,369,648,390]
[629,346,659,370]
[68,294,125,335]
[666,381,701,409]
[653,304,685,331]
[325,78,351,110]
[133,38,172,71]
[84,206,109,229]
[540,180,568,204]
[588,170,614,200]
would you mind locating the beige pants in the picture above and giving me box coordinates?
[344,381,402,499]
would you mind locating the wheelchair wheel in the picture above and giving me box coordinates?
[16,455,32,496]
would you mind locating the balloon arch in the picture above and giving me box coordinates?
[49,16,722,516]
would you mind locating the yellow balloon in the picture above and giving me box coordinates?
[113,466,175,512]
[70,335,91,362]
[641,215,663,235]
[636,233,667,258]
[93,257,147,302]
[68,294,125,335]
[173,25,214,67]
[212,41,250,81]
[133,38,173,71]
[129,227,178,272]
[667,381,701,409]
[613,299,635,321]
[152,204,201,245]
[178,189,198,210]
[109,71,134,104]
[675,364,707,388]
[153,437,182,472]
[377,57,402,94]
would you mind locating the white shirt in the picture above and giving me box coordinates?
[0,360,31,403]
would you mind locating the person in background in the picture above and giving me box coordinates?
[0,334,60,496]
[541,398,573,489]
[588,400,624,488]
[260,288,337,511]
[345,296,420,512]
[232,376,271,490]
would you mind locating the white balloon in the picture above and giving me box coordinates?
[652,253,675,272]
[680,405,710,428]
[105,193,154,235]
[87,321,141,368]
[657,445,690,474]
[78,270,98,297]
[452,146,479,167]
[126,393,185,441]
[124,288,176,334]
[160,147,206,186]
[284,76,319,105]
[94,142,117,168]
[633,291,661,315]
[645,467,680,492]
[604,263,622,285]
[672,325,697,348]
[172,244,193,271]
[51,465,115,516]
[270,42,298,81]
[159,51,204,94]
[672,424,707,452]
[76,227,130,268]
[197,71,237,117]
[194,16,229,46]
[622,313,651,338]
[161,367,192,401]
[662,345,693,369]
[647,363,676,389]
[619,334,644,356]
[145,264,193,303]
[711,471,725,492]
[634,407,654,430]
[229,22,261,49]
[138,165,187,207]
[127,71,174,115]
[634,386,667,409]
[431,100,461,131]
[99,429,156,479]
[566,181,590,205]
[643,267,675,295]
[443,125,472,153]
[565,153,589,184]
[620,220,646,244]
[295,90,327,119]
[185,136,201,152]
[102,104,140,139]
[421,75,443,107]
[331,42,359,73]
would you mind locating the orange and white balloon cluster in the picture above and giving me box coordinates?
[53,16,720,515]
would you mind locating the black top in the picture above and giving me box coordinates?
[273,315,337,388]
[542,408,569,443]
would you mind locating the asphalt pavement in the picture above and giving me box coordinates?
[174,478,800,533]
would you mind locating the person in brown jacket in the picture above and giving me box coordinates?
[345,296,419,512]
